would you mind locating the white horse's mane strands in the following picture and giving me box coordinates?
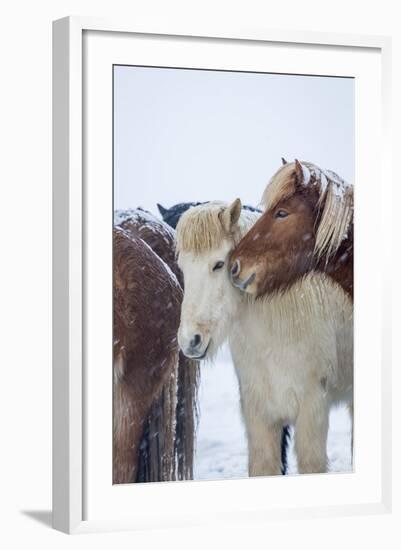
[176,201,258,254]
[261,161,353,262]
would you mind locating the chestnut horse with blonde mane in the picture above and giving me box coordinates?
[229,159,353,299]
[225,160,353,473]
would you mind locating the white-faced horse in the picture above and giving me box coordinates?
[176,200,353,475]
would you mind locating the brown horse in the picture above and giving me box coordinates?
[113,227,182,483]
[229,159,353,299]
[115,209,198,481]
[116,208,183,286]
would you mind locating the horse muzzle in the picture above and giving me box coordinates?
[230,259,256,293]
[179,331,211,360]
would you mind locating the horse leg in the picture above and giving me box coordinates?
[295,391,329,474]
[240,394,282,476]
[113,379,143,484]
[280,425,291,475]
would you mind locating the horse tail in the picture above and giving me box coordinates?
[136,363,178,483]
[175,354,200,480]
[281,425,291,475]
[136,354,199,483]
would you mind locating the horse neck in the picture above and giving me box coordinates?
[259,272,352,339]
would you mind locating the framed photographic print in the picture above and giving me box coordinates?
[52,17,392,533]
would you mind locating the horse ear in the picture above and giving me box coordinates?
[157,203,167,216]
[221,198,242,233]
[294,159,311,187]
[281,157,288,165]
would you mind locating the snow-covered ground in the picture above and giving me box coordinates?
[194,347,352,480]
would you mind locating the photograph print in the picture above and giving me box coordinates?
[113,65,354,484]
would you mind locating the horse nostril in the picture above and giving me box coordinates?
[190,334,202,349]
[242,272,256,290]
[231,259,240,277]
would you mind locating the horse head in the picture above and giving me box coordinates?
[176,199,258,360]
[229,160,353,297]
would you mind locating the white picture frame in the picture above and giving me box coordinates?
[52,16,392,534]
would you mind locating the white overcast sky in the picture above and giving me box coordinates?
[114,65,354,214]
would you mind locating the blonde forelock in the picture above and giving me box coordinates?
[176,201,258,254]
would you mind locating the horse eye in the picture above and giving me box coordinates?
[212,261,225,271]
[275,209,289,219]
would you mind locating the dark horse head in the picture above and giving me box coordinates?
[228,159,353,299]
[157,202,205,229]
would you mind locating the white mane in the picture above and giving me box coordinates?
[176,201,258,254]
